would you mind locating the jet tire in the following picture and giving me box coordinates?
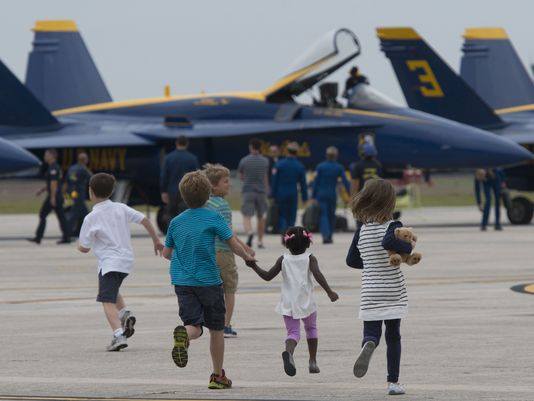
[507,196,533,225]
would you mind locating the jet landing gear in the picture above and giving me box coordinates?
[507,196,533,225]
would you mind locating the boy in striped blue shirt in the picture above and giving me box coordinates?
[163,170,254,390]
[204,164,254,339]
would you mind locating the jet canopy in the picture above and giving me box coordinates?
[347,83,401,110]
[265,28,361,102]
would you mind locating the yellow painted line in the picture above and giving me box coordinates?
[0,397,234,401]
[463,27,508,40]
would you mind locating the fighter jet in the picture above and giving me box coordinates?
[0,137,39,173]
[0,21,530,231]
[377,27,534,225]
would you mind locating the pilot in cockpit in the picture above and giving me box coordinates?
[343,66,369,99]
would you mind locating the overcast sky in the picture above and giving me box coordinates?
[3,0,534,105]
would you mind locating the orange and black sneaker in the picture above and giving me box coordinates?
[171,325,189,368]
[208,369,232,389]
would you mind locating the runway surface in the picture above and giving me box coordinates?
[1,208,533,401]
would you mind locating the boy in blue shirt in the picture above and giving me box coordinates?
[163,171,254,389]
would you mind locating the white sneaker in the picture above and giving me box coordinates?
[353,341,376,378]
[106,335,127,351]
[388,382,405,395]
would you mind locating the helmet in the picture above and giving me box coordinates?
[362,142,377,157]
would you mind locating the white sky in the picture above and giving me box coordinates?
[2,0,534,105]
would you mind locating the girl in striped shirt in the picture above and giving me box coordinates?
[346,178,415,396]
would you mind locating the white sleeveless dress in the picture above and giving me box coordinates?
[275,252,317,319]
[358,221,408,321]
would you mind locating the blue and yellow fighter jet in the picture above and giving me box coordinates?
[377,27,534,225]
[0,138,39,173]
[0,21,531,229]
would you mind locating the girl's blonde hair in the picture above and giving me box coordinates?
[351,178,396,224]
[203,163,230,186]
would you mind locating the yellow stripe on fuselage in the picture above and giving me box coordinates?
[463,27,508,40]
[52,92,267,116]
[495,104,534,115]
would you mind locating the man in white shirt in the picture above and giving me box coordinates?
[78,173,163,351]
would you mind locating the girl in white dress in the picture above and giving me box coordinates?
[346,178,418,396]
[247,226,338,376]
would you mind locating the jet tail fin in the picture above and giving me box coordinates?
[461,28,534,111]
[377,27,504,129]
[0,58,58,128]
[25,20,112,111]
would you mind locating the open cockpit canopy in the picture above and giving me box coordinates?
[265,28,361,102]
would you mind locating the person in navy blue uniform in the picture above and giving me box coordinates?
[475,168,505,231]
[160,136,199,220]
[350,142,383,195]
[28,149,71,244]
[65,152,92,236]
[313,147,350,244]
[271,142,308,233]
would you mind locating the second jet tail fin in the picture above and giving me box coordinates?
[461,28,534,111]
[377,27,504,129]
[25,20,112,112]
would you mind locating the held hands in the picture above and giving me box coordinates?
[328,290,339,302]
[245,259,259,269]
[153,240,164,256]
[245,245,256,258]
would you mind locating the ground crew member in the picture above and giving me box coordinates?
[343,66,370,99]
[160,136,199,222]
[475,168,505,231]
[271,142,308,233]
[65,152,92,236]
[28,149,71,244]
[350,142,383,195]
[312,147,350,244]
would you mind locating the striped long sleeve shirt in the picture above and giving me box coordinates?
[347,220,412,321]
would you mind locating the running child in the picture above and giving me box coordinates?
[162,171,254,389]
[203,163,254,338]
[346,178,417,396]
[77,173,163,351]
[246,226,338,376]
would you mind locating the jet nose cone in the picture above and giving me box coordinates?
[450,125,533,168]
[0,138,40,173]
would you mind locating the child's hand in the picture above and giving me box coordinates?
[245,259,258,268]
[245,245,256,257]
[153,240,164,256]
[328,291,339,302]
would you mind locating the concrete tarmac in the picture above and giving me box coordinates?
[1,208,534,401]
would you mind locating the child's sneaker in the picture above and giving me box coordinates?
[106,335,127,351]
[282,351,296,376]
[121,310,136,338]
[208,369,232,389]
[388,382,406,395]
[223,326,237,338]
[309,361,320,374]
[171,325,189,368]
[353,341,376,378]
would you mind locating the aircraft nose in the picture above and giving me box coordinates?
[439,122,533,168]
[0,138,40,173]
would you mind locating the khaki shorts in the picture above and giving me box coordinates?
[216,251,238,294]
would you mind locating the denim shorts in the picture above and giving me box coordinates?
[174,285,226,331]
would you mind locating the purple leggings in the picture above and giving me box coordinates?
[283,312,318,342]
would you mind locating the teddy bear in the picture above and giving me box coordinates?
[388,227,422,267]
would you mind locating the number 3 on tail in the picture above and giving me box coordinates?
[406,60,444,97]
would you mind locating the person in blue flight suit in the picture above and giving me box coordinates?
[271,142,308,233]
[160,136,199,221]
[313,146,350,244]
[475,168,505,231]
[28,149,71,244]
[65,152,92,236]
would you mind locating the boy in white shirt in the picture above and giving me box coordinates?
[78,173,163,351]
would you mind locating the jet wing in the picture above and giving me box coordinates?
[133,119,380,141]
[0,137,40,173]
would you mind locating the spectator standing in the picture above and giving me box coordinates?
[475,168,505,231]
[65,152,92,236]
[350,142,383,195]
[238,138,270,248]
